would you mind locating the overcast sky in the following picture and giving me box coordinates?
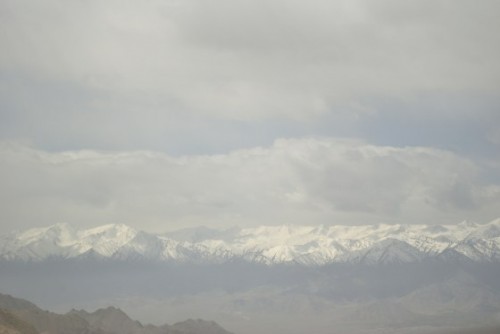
[0,0,499,233]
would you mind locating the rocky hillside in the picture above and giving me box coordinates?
[0,309,38,334]
[0,293,232,334]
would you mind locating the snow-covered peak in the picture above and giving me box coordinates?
[0,223,140,260]
[1,219,500,265]
[15,222,76,246]
[78,224,137,238]
[75,224,139,257]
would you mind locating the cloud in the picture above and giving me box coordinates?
[0,139,498,233]
[1,0,499,124]
[0,1,499,232]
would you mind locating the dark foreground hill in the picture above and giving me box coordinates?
[0,293,233,334]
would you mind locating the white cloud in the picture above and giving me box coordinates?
[0,139,498,233]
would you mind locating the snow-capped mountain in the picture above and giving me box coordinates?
[1,219,500,265]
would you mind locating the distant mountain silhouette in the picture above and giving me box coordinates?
[0,293,233,334]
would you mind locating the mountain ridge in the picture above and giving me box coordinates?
[1,219,500,265]
[0,293,233,334]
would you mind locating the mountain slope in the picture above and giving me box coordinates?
[0,293,232,334]
[0,309,38,334]
[0,293,93,334]
[1,219,500,265]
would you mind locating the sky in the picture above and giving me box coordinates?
[0,0,499,233]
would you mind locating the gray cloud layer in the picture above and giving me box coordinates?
[1,139,498,233]
[1,0,499,153]
[0,0,499,231]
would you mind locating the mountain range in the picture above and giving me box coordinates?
[0,292,232,334]
[1,219,500,265]
[2,221,500,334]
